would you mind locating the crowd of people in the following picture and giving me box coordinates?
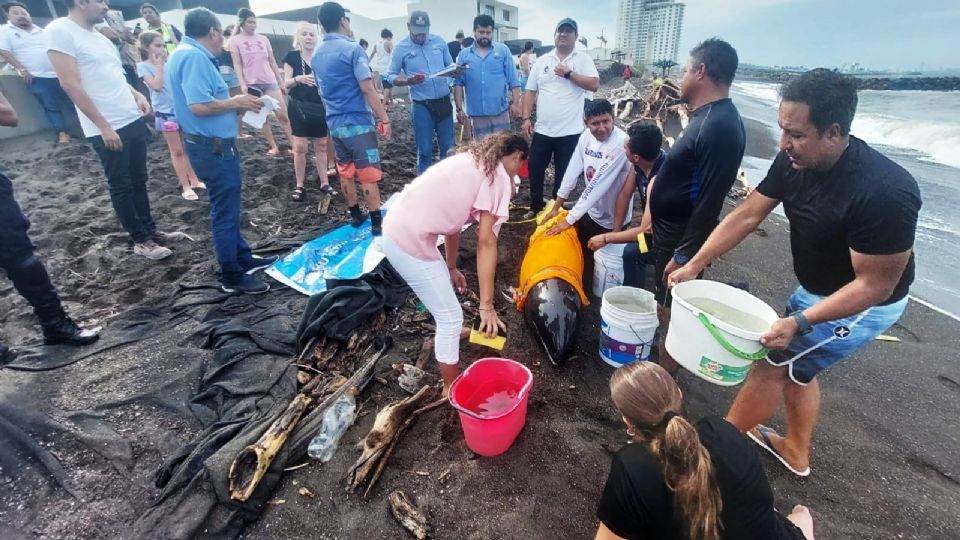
[0,1,923,538]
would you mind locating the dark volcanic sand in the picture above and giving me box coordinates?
[1,87,958,540]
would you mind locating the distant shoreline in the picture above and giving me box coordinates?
[738,69,960,91]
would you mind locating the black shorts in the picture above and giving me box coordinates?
[653,247,704,307]
[289,100,329,139]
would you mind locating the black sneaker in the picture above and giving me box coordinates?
[348,205,365,227]
[40,314,100,346]
[222,274,271,294]
[241,254,280,274]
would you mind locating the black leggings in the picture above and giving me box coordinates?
[527,132,580,212]
[575,214,612,296]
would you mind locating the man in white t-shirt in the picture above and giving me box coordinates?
[541,99,631,293]
[47,0,171,261]
[0,2,73,143]
[368,28,394,105]
[520,17,599,220]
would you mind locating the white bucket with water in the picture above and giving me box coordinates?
[593,243,625,298]
[599,286,659,367]
[667,280,779,386]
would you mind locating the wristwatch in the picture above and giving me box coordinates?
[672,252,690,266]
[790,311,813,336]
[563,70,572,80]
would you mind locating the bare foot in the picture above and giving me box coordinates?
[266,147,280,157]
[787,505,815,539]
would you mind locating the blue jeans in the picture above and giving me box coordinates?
[90,120,155,243]
[767,286,908,384]
[411,101,455,174]
[28,77,70,132]
[183,136,252,280]
[622,241,656,291]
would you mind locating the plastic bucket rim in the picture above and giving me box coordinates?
[448,358,533,421]
[601,286,658,318]
[671,280,777,340]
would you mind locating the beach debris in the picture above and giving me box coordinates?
[228,340,391,501]
[876,334,902,342]
[395,363,430,394]
[727,169,754,200]
[389,490,432,539]
[347,385,446,497]
[415,337,434,369]
[607,79,687,129]
[298,487,315,498]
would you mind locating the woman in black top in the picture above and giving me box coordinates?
[282,22,335,201]
[596,362,815,540]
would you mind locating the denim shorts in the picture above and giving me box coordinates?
[218,65,240,89]
[767,286,908,384]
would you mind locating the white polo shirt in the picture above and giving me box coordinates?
[0,23,57,78]
[46,17,140,137]
[525,49,599,138]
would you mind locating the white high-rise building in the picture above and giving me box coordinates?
[617,0,685,67]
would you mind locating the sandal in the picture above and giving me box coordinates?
[747,425,811,477]
[318,184,336,196]
[326,167,338,178]
[193,182,207,190]
[181,189,199,201]
[291,187,305,201]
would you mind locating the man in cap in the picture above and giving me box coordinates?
[521,18,599,219]
[386,10,462,174]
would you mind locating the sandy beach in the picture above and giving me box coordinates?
[1,83,958,539]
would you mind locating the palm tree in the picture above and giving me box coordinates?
[653,59,678,77]
[578,36,588,49]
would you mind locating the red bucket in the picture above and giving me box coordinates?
[448,358,533,457]
[518,159,529,179]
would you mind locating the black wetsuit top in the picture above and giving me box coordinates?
[757,137,921,304]
[650,98,745,259]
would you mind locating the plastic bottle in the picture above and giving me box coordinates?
[307,393,357,462]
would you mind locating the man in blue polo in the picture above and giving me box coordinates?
[453,14,520,139]
[386,10,461,174]
[165,7,275,294]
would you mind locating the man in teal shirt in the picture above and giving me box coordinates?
[453,14,521,139]
[166,7,273,294]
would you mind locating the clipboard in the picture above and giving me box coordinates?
[428,64,458,79]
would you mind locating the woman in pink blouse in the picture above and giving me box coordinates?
[230,8,293,156]
[383,132,528,391]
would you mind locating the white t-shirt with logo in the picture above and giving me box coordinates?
[0,23,57,78]
[557,126,633,228]
[525,49,600,138]
[45,17,140,137]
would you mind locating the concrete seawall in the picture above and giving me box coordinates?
[0,73,81,139]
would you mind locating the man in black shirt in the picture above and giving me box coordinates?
[447,29,463,61]
[669,69,921,477]
[650,38,746,373]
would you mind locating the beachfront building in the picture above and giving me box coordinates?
[616,0,685,67]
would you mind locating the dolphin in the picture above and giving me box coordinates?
[523,278,583,365]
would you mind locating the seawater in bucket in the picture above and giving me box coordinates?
[592,243,625,298]
[449,358,533,457]
[599,286,659,367]
[667,280,779,386]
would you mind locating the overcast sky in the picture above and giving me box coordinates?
[251,0,960,72]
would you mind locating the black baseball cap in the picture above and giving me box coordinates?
[408,10,430,33]
[555,18,578,33]
[318,2,348,29]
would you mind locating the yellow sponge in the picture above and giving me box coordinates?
[469,318,506,351]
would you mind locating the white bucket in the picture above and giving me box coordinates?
[593,243,625,298]
[599,286,659,367]
[666,280,779,386]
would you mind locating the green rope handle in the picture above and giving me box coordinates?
[697,313,769,361]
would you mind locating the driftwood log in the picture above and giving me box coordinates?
[388,490,431,539]
[347,385,446,497]
[228,338,391,501]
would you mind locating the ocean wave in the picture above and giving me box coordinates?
[852,114,960,169]
[732,81,780,104]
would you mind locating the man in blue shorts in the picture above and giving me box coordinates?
[669,69,922,477]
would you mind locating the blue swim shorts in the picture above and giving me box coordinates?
[767,286,907,385]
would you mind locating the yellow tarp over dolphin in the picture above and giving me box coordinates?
[514,209,590,311]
